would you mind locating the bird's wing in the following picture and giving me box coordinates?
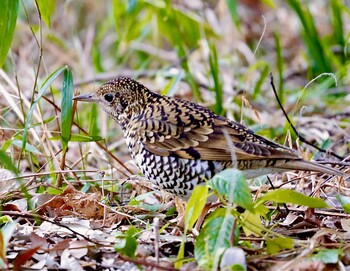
[133,98,299,161]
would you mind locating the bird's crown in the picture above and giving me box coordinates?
[97,77,148,99]
[92,77,154,124]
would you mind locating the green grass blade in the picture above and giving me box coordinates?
[0,150,19,175]
[22,66,67,151]
[288,0,332,75]
[36,0,56,27]
[161,71,184,96]
[88,103,100,137]
[0,0,19,67]
[225,0,240,28]
[164,0,202,102]
[274,33,284,104]
[253,63,269,99]
[331,0,345,63]
[209,42,223,115]
[61,69,74,149]
[51,134,104,142]
[11,140,42,155]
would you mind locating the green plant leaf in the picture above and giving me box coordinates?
[11,140,42,155]
[36,0,56,27]
[184,185,208,232]
[241,210,264,237]
[0,0,19,67]
[225,0,240,28]
[274,33,285,104]
[31,116,57,127]
[161,71,184,96]
[66,133,104,142]
[22,66,66,151]
[336,194,350,214]
[176,185,208,269]
[0,150,18,175]
[208,42,223,115]
[259,189,328,208]
[266,237,294,254]
[115,227,139,258]
[129,191,163,212]
[287,0,332,76]
[46,187,62,195]
[208,169,254,212]
[310,249,342,264]
[61,69,74,149]
[245,60,269,99]
[0,220,17,267]
[331,0,345,63]
[88,103,100,137]
[195,208,235,269]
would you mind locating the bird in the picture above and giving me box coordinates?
[73,77,345,200]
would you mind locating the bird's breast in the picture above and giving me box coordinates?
[123,135,227,198]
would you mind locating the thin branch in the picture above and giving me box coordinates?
[2,211,99,245]
[269,73,345,161]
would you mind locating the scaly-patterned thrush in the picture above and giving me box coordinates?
[73,77,345,199]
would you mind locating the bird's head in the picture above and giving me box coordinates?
[73,77,148,123]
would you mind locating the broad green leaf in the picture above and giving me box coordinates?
[0,0,19,67]
[184,185,208,232]
[115,227,139,258]
[22,66,66,151]
[36,0,56,27]
[0,150,18,175]
[241,210,263,237]
[46,187,62,195]
[0,220,16,267]
[176,185,208,269]
[129,192,163,212]
[208,169,254,212]
[266,237,294,254]
[310,249,342,264]
[61,69,74,149]
[195,208,235,269]
[11,140,42,155]
[259,189,328,208]
[336,194,350,214]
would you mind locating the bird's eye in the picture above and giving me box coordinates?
[104,93,114,102]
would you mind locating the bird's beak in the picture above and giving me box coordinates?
[72,93,98,102]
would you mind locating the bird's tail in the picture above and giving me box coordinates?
[276,159,347,177]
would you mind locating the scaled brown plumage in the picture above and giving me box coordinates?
[73,77,345,199]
